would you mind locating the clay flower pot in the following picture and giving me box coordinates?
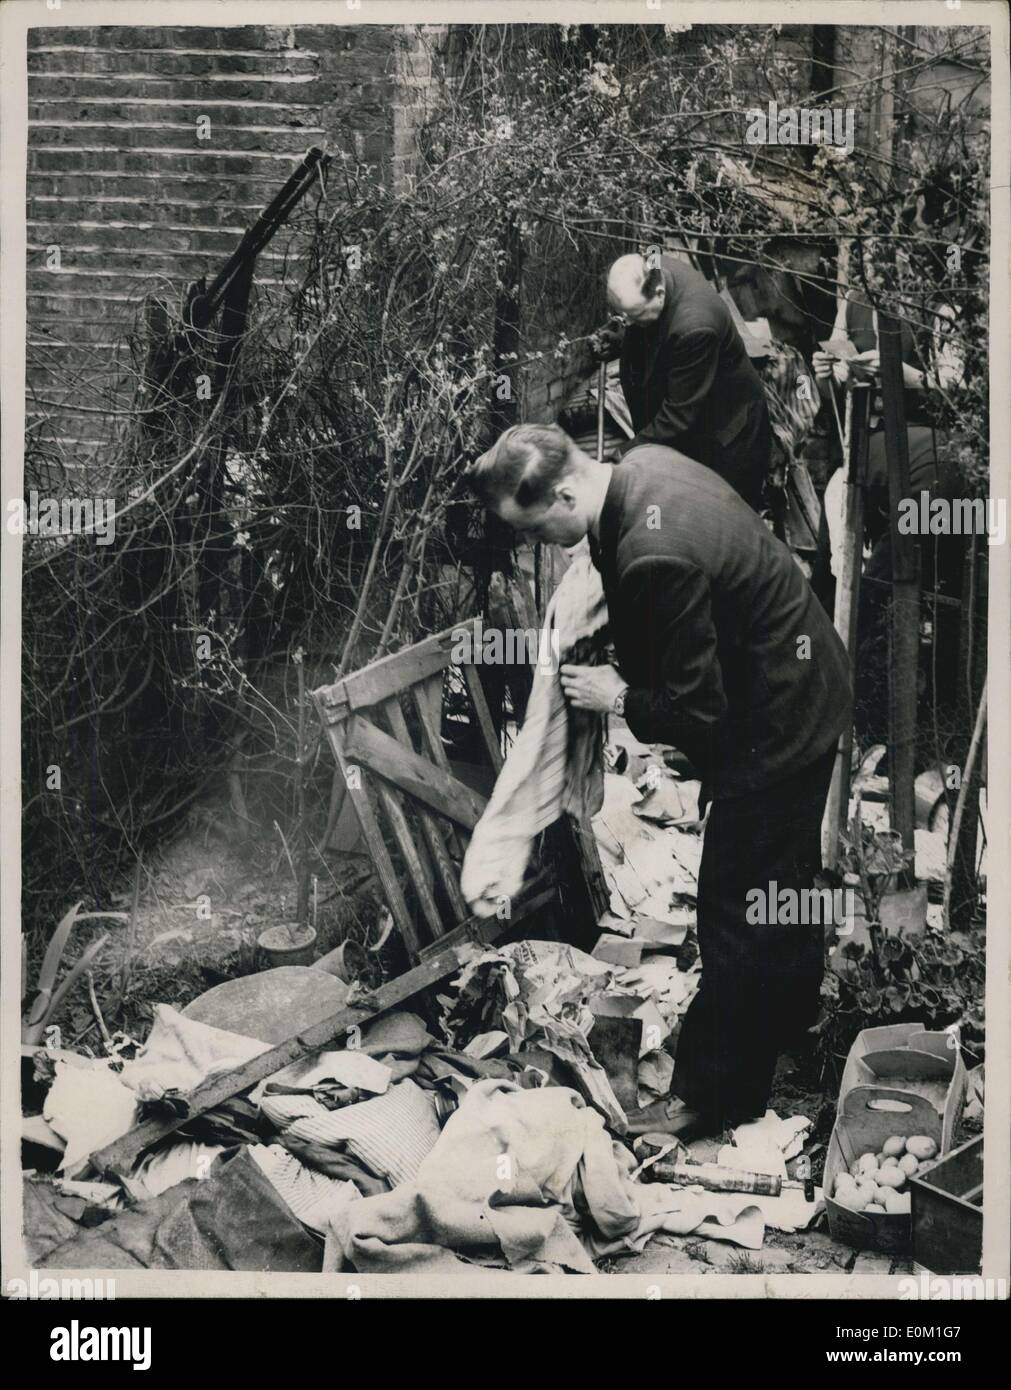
[257,923,317,969]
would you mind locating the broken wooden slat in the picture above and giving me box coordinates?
[312,707,421,959]
[371,772,445,945]
[342,712,486,829]
[410,679,464,860]
[462,664,504,773]
[91,913,514,1178]
[316,620,478,719]
[382,696,469,926]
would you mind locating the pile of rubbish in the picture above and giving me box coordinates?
[23,963,821,1275]
[21,729,824,1276]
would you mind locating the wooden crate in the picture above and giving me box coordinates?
[909,1135,983,1275]
[824,1086,941,1254]
[837,1024,967,1153]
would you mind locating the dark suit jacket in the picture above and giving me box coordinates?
[617,256,772,510]
[592,446,852,799]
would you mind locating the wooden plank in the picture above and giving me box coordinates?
[312,702,421,959]
[342,713,487,829]
[879,310,918,878]
[382,697,470,926]
[91,913,514,1177]
[410,679,463,859]
[313,620,479,720]
[462,663,504,773]
[372,775,444,946]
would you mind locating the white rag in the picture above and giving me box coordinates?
[461,547,609,914]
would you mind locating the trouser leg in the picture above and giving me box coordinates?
[671,747,836,1127]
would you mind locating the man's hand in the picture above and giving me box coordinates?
[560,663,628,713]
[590,318,626,363]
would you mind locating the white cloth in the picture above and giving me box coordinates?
[461,548,609,914]
[333,1080,765,1274]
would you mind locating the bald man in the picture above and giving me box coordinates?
[598,253,773,510]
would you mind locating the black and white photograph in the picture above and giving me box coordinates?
[1,0,1008,1329]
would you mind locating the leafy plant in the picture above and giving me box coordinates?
[813,806,986,1083]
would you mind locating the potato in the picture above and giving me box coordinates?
[864,1203,886,1213]
[876,1165,906,1189]
[898,1153,919,1176]
[905,1135,938,1162]
[833,1174,858,1199]
[881,1136,907,1158]
[882,1188,911,1215]
[856,1152,879,1178]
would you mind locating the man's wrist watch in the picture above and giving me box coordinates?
[613,685,629,717]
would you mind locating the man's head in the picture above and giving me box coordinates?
[467,423,603,547]
[607,253,666,326]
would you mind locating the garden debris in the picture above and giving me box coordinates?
[331,1079,765,1274]
[715,1111,825,1233]
[592,772,702,925]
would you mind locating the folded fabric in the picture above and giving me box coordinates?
[334,1079,765,1274]
[461,547,609,915]
[284,1079,441,1189]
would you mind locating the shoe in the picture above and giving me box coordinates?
[625,1097,718,1143]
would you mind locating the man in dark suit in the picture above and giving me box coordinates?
[468,424,852,1140]
[596,253,773,511]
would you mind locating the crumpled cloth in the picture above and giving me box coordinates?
[119,1004,270,1101]
[332,1079,764,1274]
[461,547,609,915]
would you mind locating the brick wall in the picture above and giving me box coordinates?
[25,23,444,468]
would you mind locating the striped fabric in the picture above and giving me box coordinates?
[284,1079,441,1189]
[461,547,610,915]
[248,1144,360,1235]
